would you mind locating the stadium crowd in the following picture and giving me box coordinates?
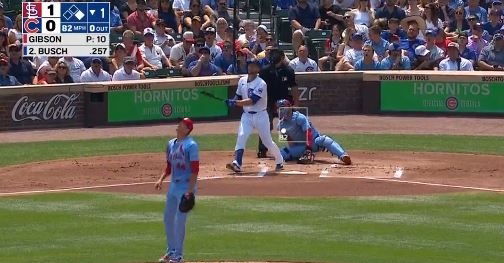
[1,0,503,86]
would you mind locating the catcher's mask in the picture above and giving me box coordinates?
[276,99,293,120]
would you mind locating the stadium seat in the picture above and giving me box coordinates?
[110,32,123,44]
[170,33,183,42]
[145,68,183,78]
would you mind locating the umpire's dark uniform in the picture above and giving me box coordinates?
[257,56,297,157]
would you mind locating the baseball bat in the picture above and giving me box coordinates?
[199,90,227,102]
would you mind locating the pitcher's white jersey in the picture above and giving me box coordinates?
[236,76,267,113]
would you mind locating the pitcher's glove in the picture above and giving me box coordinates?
[297,149,315,164]
[179,192,195,213]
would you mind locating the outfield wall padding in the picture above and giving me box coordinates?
[1,71,503,131]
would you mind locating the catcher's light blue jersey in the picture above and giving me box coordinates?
[278,111,320,142]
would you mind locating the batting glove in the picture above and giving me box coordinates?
[225,99,237,107]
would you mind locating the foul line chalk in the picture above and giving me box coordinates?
[0,176,227,197]
[320,175,504,193]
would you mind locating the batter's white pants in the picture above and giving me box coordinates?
[235,111,284,165]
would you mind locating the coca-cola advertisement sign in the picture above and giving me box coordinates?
[11,93,80,122]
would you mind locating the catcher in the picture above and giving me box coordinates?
[276,99,352,165]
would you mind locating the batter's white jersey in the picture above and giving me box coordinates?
[236,75,268,113]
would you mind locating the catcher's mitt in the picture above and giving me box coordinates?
[179,192,195,213]
[297,149,315,164]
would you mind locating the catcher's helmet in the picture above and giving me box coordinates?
[276,99,293,120]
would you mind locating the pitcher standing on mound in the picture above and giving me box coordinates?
[225,59,285,173]
[155,118,199,263]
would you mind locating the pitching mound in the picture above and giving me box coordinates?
[1,151,502,196]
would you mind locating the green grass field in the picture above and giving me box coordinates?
[1,134,503,263]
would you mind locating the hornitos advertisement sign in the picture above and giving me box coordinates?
[107,80,229,122]
[381,81,504,113]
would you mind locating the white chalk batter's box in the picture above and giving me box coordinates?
[278,107,309,143]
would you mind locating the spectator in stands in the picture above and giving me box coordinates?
[110,43,127,74]
[158,0,181,33]
[289,0,321,55]
[352,0,374,27]
[204,27,222,61]
[110,4,125,33]
[439,42,474,71]
[400,21,425,63]
[8,14,21,45]
[140,28,171,70]
[154,19,175,57]
[0,31,8,56]
[366,25,390,59]
[354,44,381,70]
[380,43,412,69]
[465,0,488,23]
[319,24,344,71]
[238,20,257,47]
[251,25,269,55]
[342,12,369,42]
[478,33,504,70]
[484,10,503,36]
[424,30,445,61]
[8,44,35,85]
[190,16,205,40]
[457,32,477,65]
[216,18,228,42]
[319,0,345,31]
[58,57,86,83]
[375,0,406,20]
[35,57,59,84]
[80,58,113,82]
[466,15,491,41]
[227,50,248,74]
[122,30,146,70]
[257,35,276,59]
[337,32,365,71]
[113,57,144,81]
[333,0,355,9]
[36,66,57,85]
[445,7,469,37]
[174,0,191,13]
[189,46,222,76]
[214,40,234,72]
[0,59,20,86]
[404,0,423,17]
[490,1,503,14]
[423,3,443,31]
[381,18,407,41]
[413,45,437,69]
[127,0,156,34]
[184,0,212,29]
[289,45,319,72]
[437,0,454,23]
[55,61,74,84]
[147,0,159,17]
[170,31,196,68]
[182,38,206,75]
[120,0,138,24]
[468,23,489,56]
[216,0,233,24]
[0,3,13,29]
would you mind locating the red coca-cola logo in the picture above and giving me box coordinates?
[11,93,80,122]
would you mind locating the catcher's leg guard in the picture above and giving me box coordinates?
[314,135,347,158]
[281,144,307,161]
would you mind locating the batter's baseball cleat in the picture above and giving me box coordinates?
[341,155,352,165]
[275,163,284,172]
[169,256,184,263]
[257,151,268,158]
[226,161,242,173]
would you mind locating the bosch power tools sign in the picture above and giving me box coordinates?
[381,81,504,113]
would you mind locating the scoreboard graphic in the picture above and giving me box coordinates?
[22,2,110,57]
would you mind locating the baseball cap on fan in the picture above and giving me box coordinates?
[415,45,430,56]
[183,31,195,43]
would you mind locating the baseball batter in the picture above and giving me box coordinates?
[155,118,199,263]
[225,60,284,173]
[276,99,352,165]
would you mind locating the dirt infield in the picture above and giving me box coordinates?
[2,115,504,143]
[1,151,502,196]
